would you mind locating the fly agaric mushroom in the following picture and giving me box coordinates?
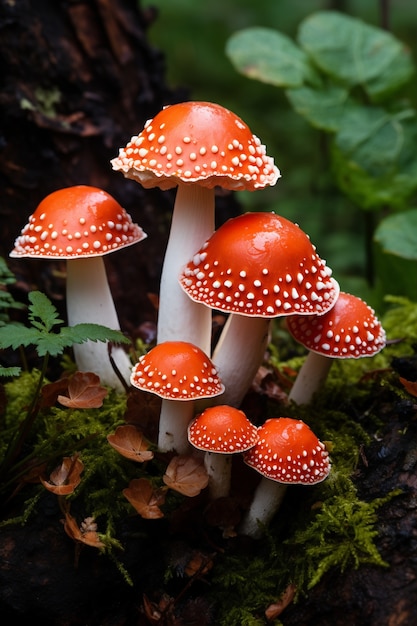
[180,212,339,408]
[10,185,146,391]
[188,405,258,500]
[287,291,387,405]
[130,340,225,454]
[239,417,331,538]
[111,101,280,355]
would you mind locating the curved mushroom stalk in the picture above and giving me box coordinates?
[157,183,214,355]
[66,257,131,392]
[288,351,333,405]
[158,399,195,455]
[239,478,287,538]
[211,315,270,407]
[203,452,233,500]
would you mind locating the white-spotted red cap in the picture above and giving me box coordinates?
[10,185,147,259]
[287,291,386,359]
[243,417,330,484]
[188,405,258,454]
[130,341,225,401]
[111,101,280,192]
[180,212,339,318]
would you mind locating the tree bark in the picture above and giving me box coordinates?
[0,0,185,340]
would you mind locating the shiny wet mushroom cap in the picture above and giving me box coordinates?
[10,185,146,259]
[111,101,280,191]
[188,405,258,454]
[243,417,331,485]
[287,291,386,359]
[180,212,339,318]
[130,340,224,401]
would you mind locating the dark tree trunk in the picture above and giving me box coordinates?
[0,0,184,339]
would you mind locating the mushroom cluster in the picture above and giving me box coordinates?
[9,100,387,539]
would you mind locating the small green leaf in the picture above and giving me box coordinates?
[286,84,361,132]
[373,243,417,304]
[0,324,42,351]
[226,26,318,88]
[60,324,131,346]
[331,108,417,209]
[374,209,417,260]
[0,365,21,378]
[28,291,64,332]
[298,11,414,101]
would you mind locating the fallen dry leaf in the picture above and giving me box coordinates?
[184,549,214,577]
[40,377,71,408]
[265,583,297,621]
[40,455,84,495]
[123,477,166,519]
[107,424,154,462]
[163,455,209,497]
[399,376,417,398]
[63,511,105,548]
[57,371,108,408]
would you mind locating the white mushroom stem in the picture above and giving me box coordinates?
[239,478,288,538]
[66,257,132,392]
[211,315,271,407]
[204,452,233,500]
[157,184,214,355]
[158,399,195,454]
[288,351,333,405]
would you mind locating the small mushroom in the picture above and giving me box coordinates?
[10,185,147,391]
[111,101,280,355]
[180,212,339,408]
[287,291,387,405]
[130,340,224,454]
[239,417,331,538]
[188,405,258,500]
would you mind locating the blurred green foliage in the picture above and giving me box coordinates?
[148,0,417,310]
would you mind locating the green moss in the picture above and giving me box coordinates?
[1,287,414,623]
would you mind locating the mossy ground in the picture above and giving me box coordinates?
[0,295,416,625]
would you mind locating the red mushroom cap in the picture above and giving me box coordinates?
[10,185,146,259]
[180,212,339,318]
[130,341,225,401]
[111,101,280,191]
[287,291,386,359]
[188,405,259,454]
[243,417,330,484]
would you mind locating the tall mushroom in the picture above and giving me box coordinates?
[130,340,224,454]
[111,101,280,355]
[10,185,147,391]
[239,417,331,538]
[188,405,258,500]
[287,291,387,405]
[180,212,340,408]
